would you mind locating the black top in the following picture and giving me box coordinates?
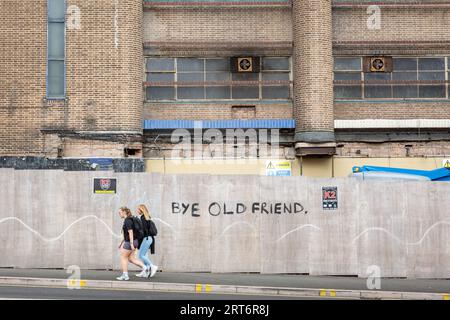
[140,215,156,254]
[140,215,151,237]
[122,217,134,242]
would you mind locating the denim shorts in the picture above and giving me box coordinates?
[123,239,139,250]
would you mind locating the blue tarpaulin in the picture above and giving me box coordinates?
[351,165,450,181]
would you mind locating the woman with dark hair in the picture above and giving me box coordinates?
[116,207,146,281]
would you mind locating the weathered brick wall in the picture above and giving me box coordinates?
[0,1,47,155]
[335,102,450,120]
[143,142,290,159]
[62,139,127,158]
[333,6,450,43]
[143,7,292,44]
[336,141,450,158]
[143,103,293,120]
[0,0,143,157]
[63,0,143,132]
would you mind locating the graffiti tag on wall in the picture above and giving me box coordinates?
[171,202,308,217]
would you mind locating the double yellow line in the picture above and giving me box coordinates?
[320,289,337,297]
[195,284,212,293]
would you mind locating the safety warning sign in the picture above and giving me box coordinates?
[265,160,292,176]
[444,159,450,169]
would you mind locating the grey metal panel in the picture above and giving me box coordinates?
[259,176,310,274]
[210,175,261,273]
[13,170,65,268]
[357,181,408,278]
[160,174,212,272]
[63,171,115,270]
[307,178,359,276]
[0,169,15,267]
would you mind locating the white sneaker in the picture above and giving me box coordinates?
[116,274,129,281]
[135,270,146,278]
[150,265,158,278]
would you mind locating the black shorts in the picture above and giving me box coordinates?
[123,239,139,250]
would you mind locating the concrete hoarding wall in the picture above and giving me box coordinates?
[0,169,449,278]
[0,169,15,268]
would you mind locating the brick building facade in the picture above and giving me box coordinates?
[1,0,449,175]
[0,0,142,159]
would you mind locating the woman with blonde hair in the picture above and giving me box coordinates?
[116,206,146,281]
[135,204,158,278]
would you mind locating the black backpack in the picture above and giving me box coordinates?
[131,216,145,240]
[147,219,158,237]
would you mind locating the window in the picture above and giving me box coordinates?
[146,87,175,101]
[418,58,446,98]
[364,72,392,98]
[334,57,361,71]
[446,56,450,98]
[334,56,449,100]
[333,57,362,99]
[261,57,290,99]
[206,58,230,99]
[146,58,176,100]
[144,57,291,101]
[47,0,66,99]
[392,58,418,98]
[177,58,205,99]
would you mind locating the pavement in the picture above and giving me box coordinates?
[0,268,449,300]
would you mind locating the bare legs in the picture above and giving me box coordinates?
[120,244,144,274]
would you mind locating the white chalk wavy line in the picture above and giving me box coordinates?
[153,218,177,235]
[0,216,122,241]
[351,227,403,245]
[2,216,448,247]
[351,221,450,246]
[0,216,176,242]
[219,221,257,238]
[276,224,322,243]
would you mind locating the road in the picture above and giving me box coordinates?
[0,286,332,300]
[1,269,446,300]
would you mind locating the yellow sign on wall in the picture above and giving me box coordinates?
[265,160,292,176]
[444,159,450,169]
